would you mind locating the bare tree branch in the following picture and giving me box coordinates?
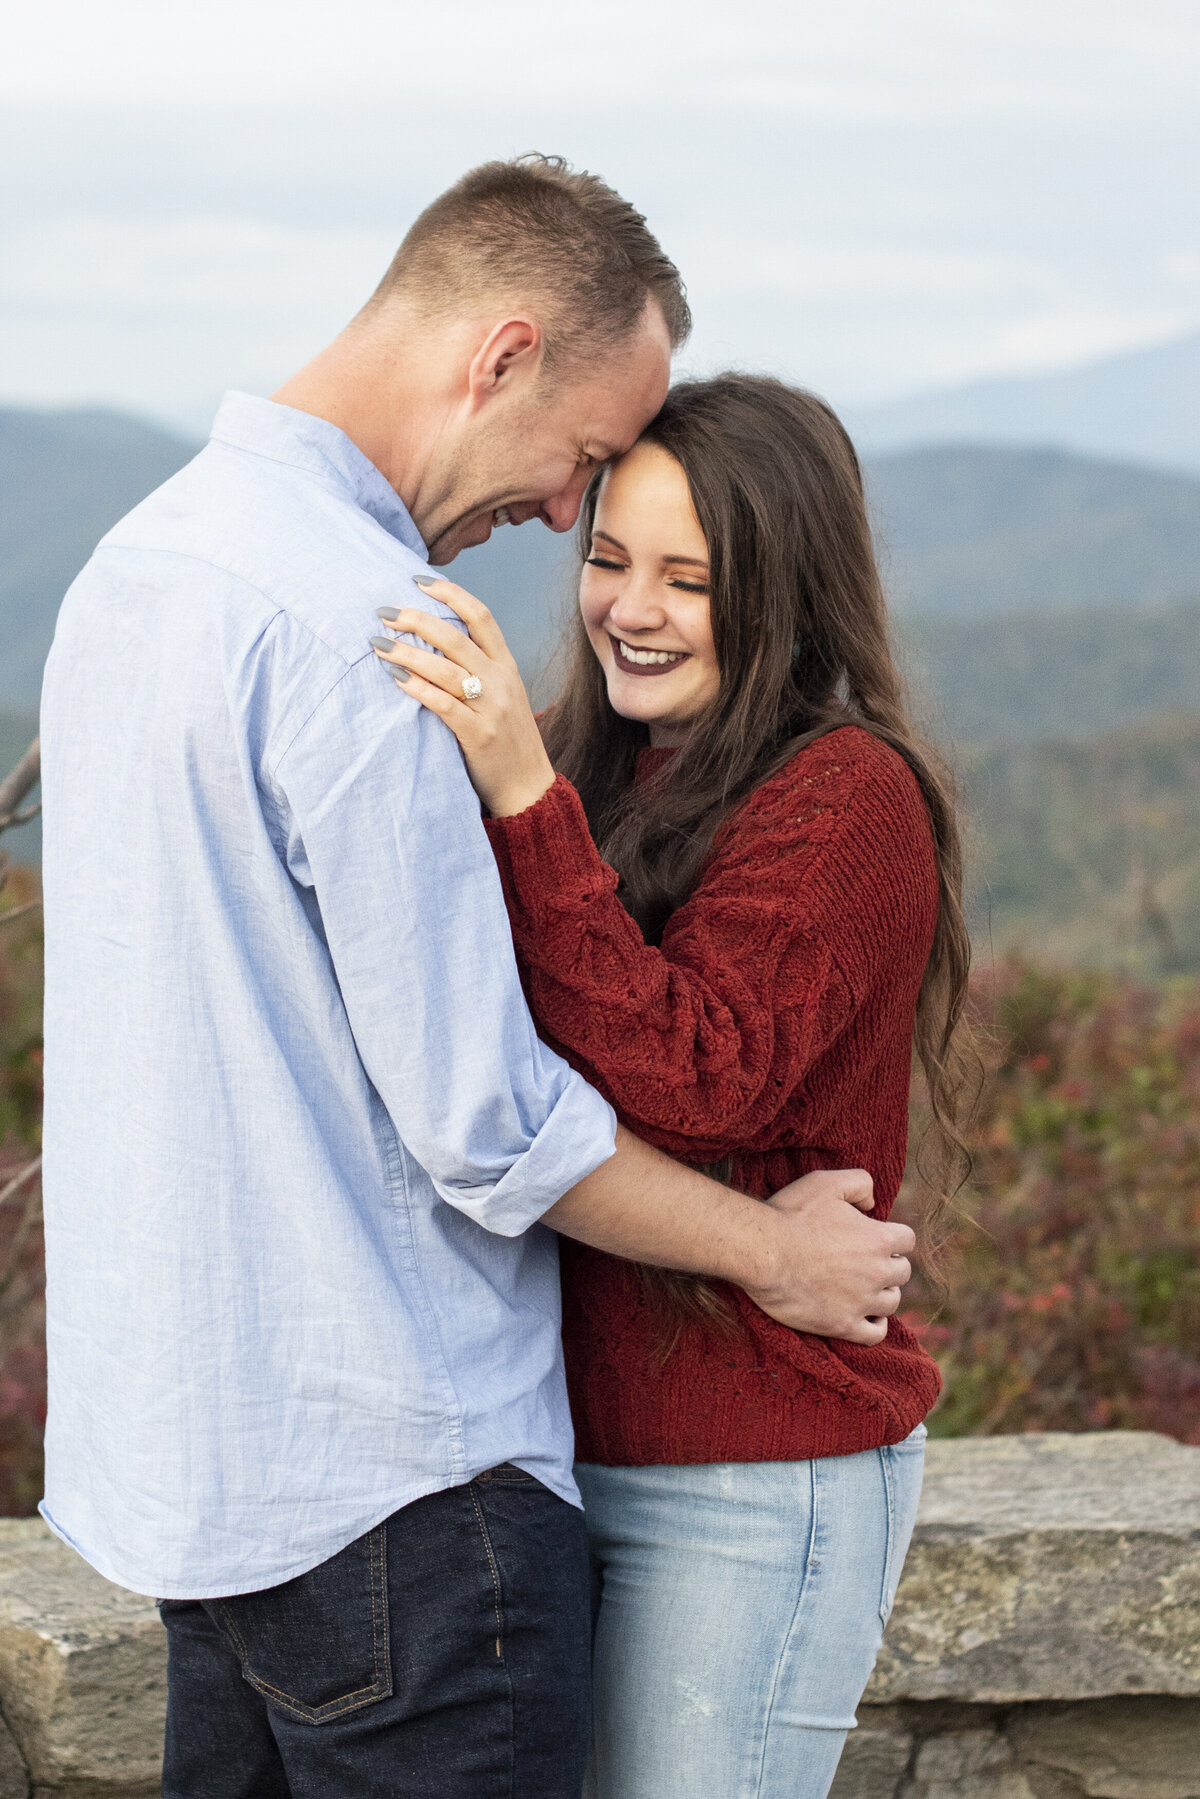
[0,741,41,837]
[0,902,42,929]
[0,1158,42,1211]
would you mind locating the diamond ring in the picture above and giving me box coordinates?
[461,674,484,702]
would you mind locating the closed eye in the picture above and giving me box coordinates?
[586,556,627,572]
[668,579,709,594]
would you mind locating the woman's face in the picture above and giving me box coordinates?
[579,441,721,747]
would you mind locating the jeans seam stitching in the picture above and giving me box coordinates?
[751,1458,822,1795]
[878,1448,897,1627]
[469,1484,505,1651]
[468,1483,517,1799]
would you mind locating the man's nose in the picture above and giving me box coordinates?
[539,468,592,534]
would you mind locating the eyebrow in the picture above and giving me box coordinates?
[592,529,709,571]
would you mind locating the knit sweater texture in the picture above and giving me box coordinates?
[483,725,943,1465]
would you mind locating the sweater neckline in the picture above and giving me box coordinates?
[634,744,679,784]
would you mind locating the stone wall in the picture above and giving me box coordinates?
[0,1432,1195,1797]
[831,1431,1200,1799]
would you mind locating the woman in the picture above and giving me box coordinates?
[370,375,970,1799]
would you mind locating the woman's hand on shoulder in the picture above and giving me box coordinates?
[370,575,556,818]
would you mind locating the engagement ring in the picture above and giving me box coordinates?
[461,675,484,701]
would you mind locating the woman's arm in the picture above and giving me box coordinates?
[482,752,934,1159]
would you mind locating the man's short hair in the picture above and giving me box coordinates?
[369,154,690,366]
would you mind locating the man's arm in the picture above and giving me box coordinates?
[546,1126,913,1346]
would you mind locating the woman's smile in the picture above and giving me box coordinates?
[608,633,692,676]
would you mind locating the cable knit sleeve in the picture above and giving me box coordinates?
[483,728,938,1165]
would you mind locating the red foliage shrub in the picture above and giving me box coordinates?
[901,959,1200,1441]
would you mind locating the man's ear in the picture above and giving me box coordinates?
[466,317,543,411]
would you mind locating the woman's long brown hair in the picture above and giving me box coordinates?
[541,374,974,1331]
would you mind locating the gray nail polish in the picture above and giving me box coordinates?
[376,607,400,622]
[413,575,437,589]
[369,636,396,654]
[392,668,412,683]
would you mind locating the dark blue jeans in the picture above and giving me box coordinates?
[159,1465,591,1798]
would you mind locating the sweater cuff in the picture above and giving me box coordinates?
[483,774,615,922]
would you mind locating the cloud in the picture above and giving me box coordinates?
[0,216,396,318]
[6,0,1199,120]
[1,3,1198,422]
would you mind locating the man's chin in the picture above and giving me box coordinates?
[427,514,496,565]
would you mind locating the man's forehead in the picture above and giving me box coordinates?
[583,342,670,434]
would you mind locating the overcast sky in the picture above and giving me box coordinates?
[3,0,1198,433]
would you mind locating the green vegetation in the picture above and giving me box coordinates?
[902,959,1200,1444]
[900,598,1200,745]
[964,714,1200,974]
[0,874,43,1516]
[0,880,41,1155]
[869,442,1200,617]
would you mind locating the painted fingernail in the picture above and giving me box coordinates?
[413,575,437,589]
[392,668,412,683]
[369,636,397,654]
[376,607,400,622]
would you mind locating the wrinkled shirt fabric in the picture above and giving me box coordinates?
[38,393,616,1599]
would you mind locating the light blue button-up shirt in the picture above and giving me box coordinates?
[38,393,617,1599]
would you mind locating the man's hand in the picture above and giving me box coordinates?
[544,1129,914,1347]
[742,1169,915,1345]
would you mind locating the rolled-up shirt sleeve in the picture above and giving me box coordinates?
[271,640,617,1235]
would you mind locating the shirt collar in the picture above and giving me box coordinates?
[209,392,428,559]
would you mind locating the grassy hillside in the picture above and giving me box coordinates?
[964,714,1200,974]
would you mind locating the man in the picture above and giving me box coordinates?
[39,156,914,1796]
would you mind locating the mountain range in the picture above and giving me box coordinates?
[852,332,1200,476]
[5,405,1200,718]
[6,399,1200,967]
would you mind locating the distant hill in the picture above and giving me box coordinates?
[965,714,1200,975]
[0,407,199,709]
[853,332,1200,476]
[900,597,1200,745]
[868,445,1200,617]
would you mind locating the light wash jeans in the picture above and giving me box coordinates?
[576,1425,926,1799]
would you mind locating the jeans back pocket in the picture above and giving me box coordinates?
[213,1521,392,1725]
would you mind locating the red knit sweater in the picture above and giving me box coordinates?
[483,726,943,1464]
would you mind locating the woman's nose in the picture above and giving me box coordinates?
[607,584,667,633]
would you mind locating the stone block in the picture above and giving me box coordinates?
[0,1521,165,1795]
[906,1727,1038,1799]
[829,1704,913,1798]
[1010,1697,1200,1799]
[869,1433,1200,1705]
[0,1711,28,1799]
